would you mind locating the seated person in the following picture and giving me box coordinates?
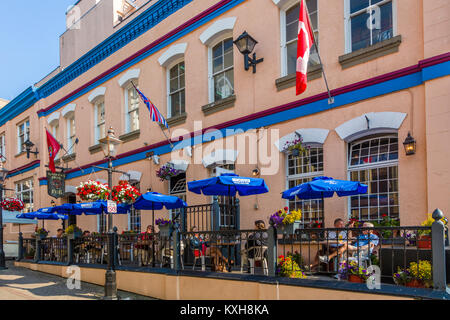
[245,220,268,259]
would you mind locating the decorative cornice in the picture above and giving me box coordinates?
[0,87,38,127]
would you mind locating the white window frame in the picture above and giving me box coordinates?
[168,172,186,220]
[17,120,30,154]
[94,99,105,144]
[0,133,5,162]
[52,123,60,160]
[15,178,34,213]
[166,58,186,119]
[344,0,397,54]
[66,114,76,154]
[124,82,140,133]
[207,35,234,103]
[280,0,319,77]
[347,135,399,222]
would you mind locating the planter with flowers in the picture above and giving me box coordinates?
[156,218,174,237]
[156,164,181,182]
[65,225,82,240]
[283,136,307,157]
[112,181,141,204]
[77,180,110,202]
[269,207,302,235]
[338,260,371,283]
[374,214,403,245]
[417,214,448,249]
[1,197,24,212]
[35,227,49,240]
[393,260,432,288]
[277,255,307,279]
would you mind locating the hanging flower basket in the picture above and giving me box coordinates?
[35,227,49,239]
[283,136,307,156]
[111,181,141,204]
[156,219,174,237]
[269,207,302,234]
[65,225,82,240]
[1,198,25,212]
[77,180,110,202]
[156,164,181,181]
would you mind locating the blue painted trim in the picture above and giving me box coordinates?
[7,162,40,178]
[61,61,449,181]
[0,87,38,127]
[39,180,48,186]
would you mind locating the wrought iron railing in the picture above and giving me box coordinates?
[39,237,68,263]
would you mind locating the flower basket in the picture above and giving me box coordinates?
[36,234,47,240]
[417,235,431,249]
[77,180,110,202]
[111,181,141,204]
[280,221,301,235]
[66,231,82,240]
[1,198,24,212]
[156,164,181,181]
[348,274,365,283]
[283,136,307,156]
[158,224,171,238]
[405,279,427,288]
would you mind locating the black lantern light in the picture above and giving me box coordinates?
[23,129,39,159]
[403,132,416,156]
[252,168,260,177]
[233,31,264,73]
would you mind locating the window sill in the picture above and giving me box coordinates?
[119,130,140,143]
[88,144,103,155]
[14,151,27,158]
[62,153,76,162]
[164,112,187,128]
[275,64,323,91]
[339,35,402,69]
[202,95,236,116]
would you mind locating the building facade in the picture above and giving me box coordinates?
[1,0,449,241]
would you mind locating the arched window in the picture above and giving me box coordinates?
[348,135,399,222]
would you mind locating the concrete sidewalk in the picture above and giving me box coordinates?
[0,261,155,300]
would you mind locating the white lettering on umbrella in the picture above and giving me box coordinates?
[231,178,251,185]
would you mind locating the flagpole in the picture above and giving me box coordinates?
[303,0,334,104]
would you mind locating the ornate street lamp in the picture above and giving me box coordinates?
[403,132,416,156]
[23,129,39,159]
[0,163,9,270]
[233,31,264,73]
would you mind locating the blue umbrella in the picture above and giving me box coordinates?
[133,192,187,227]
[16,212,38,220]
[282,176,368,226]
[35,212,69,220]
[72,201,131,215]
[52,203,81,215]
[188,173,269,197]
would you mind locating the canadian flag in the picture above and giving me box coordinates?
[46,128,61,173]
[296,0,315,95]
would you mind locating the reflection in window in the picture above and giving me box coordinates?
[127,85,140,132]
[15,179,34,213]
[95,101,106,143]
[169,62,186,117]
[212,38,234,102]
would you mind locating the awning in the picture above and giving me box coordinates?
[202,149,238,168]
[2,211,37,224]
[119,170,142,182]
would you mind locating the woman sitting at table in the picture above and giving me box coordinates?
[136,225,155,266]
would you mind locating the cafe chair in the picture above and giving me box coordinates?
[243,246,268,275]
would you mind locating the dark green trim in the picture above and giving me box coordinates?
[275,64,323,91]
[202,95,236,116]
[119,130,141,143]
[339,35,402,69]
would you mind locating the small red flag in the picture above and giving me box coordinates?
[46,128,61,173]
[296,0,315,95]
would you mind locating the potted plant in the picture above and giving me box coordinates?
[156,218,174,237]
[283,136,307,157]
[405,231,417,246]
[269,207,302,235]
[374,214,402,245]
[1,197,25,212]
[156,164,181,181]
[112,181,141,204]
[65,225,83,240]
[338,261,371,283]
[35,227,49,240]
[417,214,448,249]
[25,247,35,260]
[276,255,307,279]
[77,180,110,202]
[393,260,432,288]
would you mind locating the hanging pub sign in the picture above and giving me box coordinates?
[47,171,66,199]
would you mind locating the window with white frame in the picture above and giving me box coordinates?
[67,115,76,154]
[345,0,394,53]
[168,61,185,118]
[210,38,234,102]
[348,135,399,222]
[94,100,106,144]
[286,146,324,226]
[15,178,34,213]
[281,0,319,77]
[125,83,140,133]
[0,133,5,161]
[128,181,141,232]
[52,122,60,160]
[209,164,236,228]
[17,120,30,154]
[169,172,186,220]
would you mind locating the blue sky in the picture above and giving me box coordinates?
[0,0,76,101]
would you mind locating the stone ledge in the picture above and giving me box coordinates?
[339,35,402,69]
[88,144,103,155]
[201,95,236,116]
[166,112,187,127]
[62,153,76,162]
[275,64,323,91]
[119,130,140,143]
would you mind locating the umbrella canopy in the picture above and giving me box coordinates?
[133,192,188,210]
[16,212,38,220]
[282,176,368,200]
[188,173,269,197]
[35,212,68,220]
[52,203,81,215]
[37,207,58,213]
[72,201,131,215]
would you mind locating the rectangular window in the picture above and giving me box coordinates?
[346,0,393,53]
[67,116,76,154]
[210,164,236,229]
[129,181,141,232]
[126,85,140,132]
[17,120,30,154]
[168,62,186,118]
[0,133,5,161]
[95,101,105,143]
[287,147,324,226]
[52,123,60,160]
[211,38,234,102]
[169,172,186,222]
[15,178,34,213]
[282,0,319,76]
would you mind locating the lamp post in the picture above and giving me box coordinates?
[0,163,9,270]
[97,127,123,299]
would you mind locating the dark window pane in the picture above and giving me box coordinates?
[351,12,371,51]
[351,0,369,14]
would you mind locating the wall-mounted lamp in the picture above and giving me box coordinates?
[147,187,152,193]
[252,168,260,177]
[403,132,416,156]
[51,200,56,207]
[23,129,39,159]
[233,31,264,73]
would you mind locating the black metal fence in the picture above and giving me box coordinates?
[39,237,68,263]
[22,238,35,261]
[73,234,108,264]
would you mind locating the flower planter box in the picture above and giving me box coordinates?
[405,279,427,288]
[66,232,82,240]
[381,237,406,245]
[279,221,301,235]
[348,274,365,283]
[36,234,47,240]
[158,225,172,238]
[417,235,432,249]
